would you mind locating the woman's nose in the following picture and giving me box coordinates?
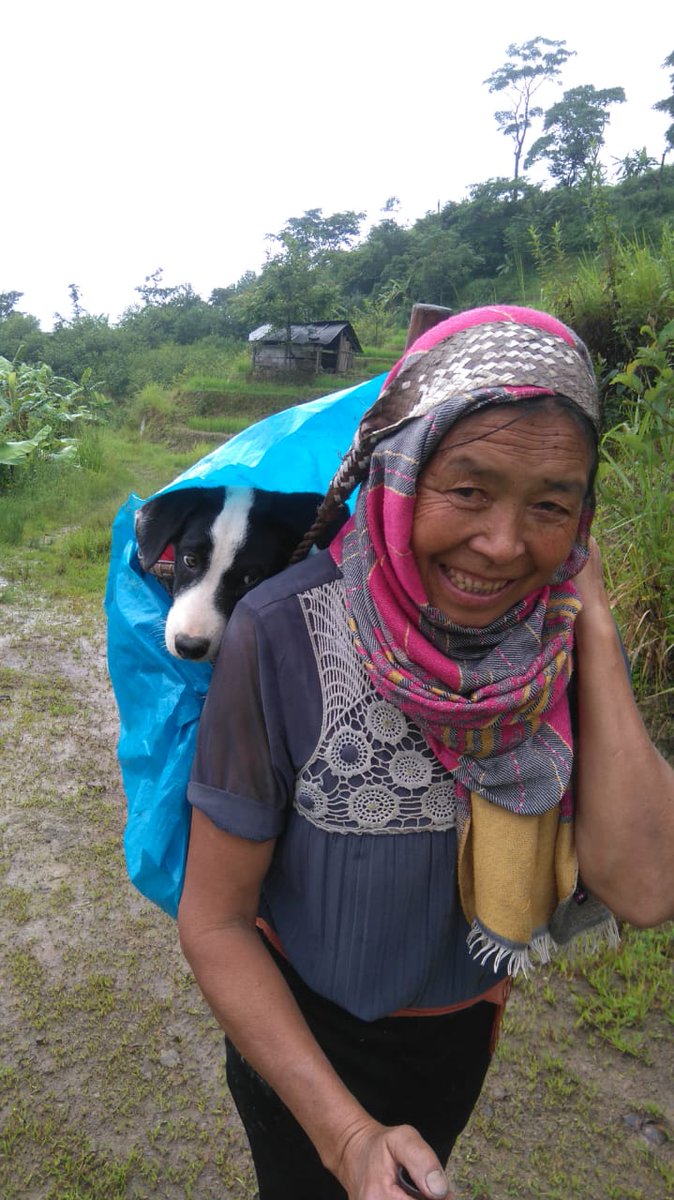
[468,509,525,564]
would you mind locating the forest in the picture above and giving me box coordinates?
[1,37,673,707]
[1,159,674,398]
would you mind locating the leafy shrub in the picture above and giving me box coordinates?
[0,358,107,475]
[530,224,674,368]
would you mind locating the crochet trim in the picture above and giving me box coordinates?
[295,580,457,836]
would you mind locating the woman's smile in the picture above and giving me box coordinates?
[411,405,592,626]
[442,566,512,597]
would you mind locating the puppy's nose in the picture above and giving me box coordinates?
[173,633,211,660]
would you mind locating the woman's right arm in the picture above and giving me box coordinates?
[178,807,451,1200]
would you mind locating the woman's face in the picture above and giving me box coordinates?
[411,404,592,626]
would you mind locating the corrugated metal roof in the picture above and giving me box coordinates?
[248,321,362,351]
[248,323,273,341]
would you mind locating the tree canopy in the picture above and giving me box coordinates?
[484,37,575,186]
[526,84,626,185]
[653,50,674,161]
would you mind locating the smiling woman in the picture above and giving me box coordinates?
[411,404,592,625]
[177,305,674,1200]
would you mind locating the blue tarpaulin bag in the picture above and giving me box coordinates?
[105,373,384,918]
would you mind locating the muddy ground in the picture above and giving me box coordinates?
[0,579,671,1200]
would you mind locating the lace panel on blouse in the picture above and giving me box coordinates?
[295,581,456,835]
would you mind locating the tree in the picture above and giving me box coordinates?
[0,291,23,320]
[406,223,483,307]
[613,148,658,181]
[484,38,575,189]
[0,312,46,364]
[653,50,674,164]
[54,282,84,328]
[278,208,364,261]
[230,244,341,341]
[229,209,364,348]
[437,178,543,282]
[134,268,201,308]
[338,219,412,303]
[526,84,626,186]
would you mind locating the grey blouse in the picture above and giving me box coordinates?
[188,551,507,1021]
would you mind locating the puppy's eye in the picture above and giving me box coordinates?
[183,553,199,570]
[242,569,263,589]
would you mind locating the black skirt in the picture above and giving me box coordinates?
[225,938,496,1200]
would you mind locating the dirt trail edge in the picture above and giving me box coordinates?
[0,585,671,1200]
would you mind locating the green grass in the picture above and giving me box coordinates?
[1,1100,148,1200]
[0,608,257,1199]
[567,925,673,1060]
[451,924,674,1200]
[0,426,223,599]
[184,414,252,435]
[179,369,383,401]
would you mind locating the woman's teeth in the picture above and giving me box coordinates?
[446,568,508,595]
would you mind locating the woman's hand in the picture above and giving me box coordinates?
[180,815,453,1199]
[334,1116,451,1200]
[573,536,613,631]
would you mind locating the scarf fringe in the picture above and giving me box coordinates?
[466,913,621,979]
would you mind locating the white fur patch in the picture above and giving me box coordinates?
[164,487,253,658]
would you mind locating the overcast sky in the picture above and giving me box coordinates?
[3,0,672,328]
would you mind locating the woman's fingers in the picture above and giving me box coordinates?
[337,1121,451,1199]
[394,1150,451,1199]
[574,536,612,622]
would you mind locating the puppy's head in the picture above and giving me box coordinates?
[135,485,343,662]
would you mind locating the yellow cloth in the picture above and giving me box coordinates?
[458,791,577,952]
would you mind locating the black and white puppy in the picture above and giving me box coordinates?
[135,485,344,662]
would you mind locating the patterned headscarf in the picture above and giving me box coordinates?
[323,307,615,972]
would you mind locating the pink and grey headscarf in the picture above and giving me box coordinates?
[314,307,612,970]
[326,305,599,813]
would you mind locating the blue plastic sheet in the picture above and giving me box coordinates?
[105,373,384,917]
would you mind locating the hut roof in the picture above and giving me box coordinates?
[248,321,362,352]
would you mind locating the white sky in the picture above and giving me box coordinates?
[3,0,672,329]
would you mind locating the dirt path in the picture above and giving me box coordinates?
[0,582,671,1199]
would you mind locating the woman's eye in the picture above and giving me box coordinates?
[532,499,563,513]
[183,553,199,569]
[450,487,484,503]
[533,501,570,517]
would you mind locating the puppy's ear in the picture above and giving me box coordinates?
[135,487,216,569]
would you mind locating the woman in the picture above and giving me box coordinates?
[178,306,674,1200]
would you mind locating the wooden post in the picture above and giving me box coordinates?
[404,303,453,350]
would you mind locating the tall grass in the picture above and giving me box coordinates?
[0,428,212,557]
[530,224,674,372]
[594,323,674,698]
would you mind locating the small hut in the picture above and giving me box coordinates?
[249,321,362,375]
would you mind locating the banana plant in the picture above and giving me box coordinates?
[0,425,50,466]
[0,355,106,473]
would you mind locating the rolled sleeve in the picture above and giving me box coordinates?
[187,782,287,841]
[188,598,295,837]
